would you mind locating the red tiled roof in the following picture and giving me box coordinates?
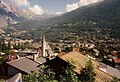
[0,52,3,54]
[72,48,79,51]
[113,58,120,64]
[57,52,66,57]
[4,55,17,61]
[9,49,18,52]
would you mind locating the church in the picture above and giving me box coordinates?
[38,35,53,58]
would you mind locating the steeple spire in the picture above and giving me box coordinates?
[42,35,46,57]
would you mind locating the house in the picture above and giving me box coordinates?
[93,49,100,56]
[44,56,70,78]
[4,54,17,62]
[15,51,37,58]
[26,56,46,64]
[111,51,118,57]
[9,49,18,53]
[72,48,79,51]
[113,58,120,68]
[45,51,114,82]
[7,57,40,77]
[113,58,120,64]
[0,52,5,56]
[99,63,120,79]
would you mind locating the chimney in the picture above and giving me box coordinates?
[33,54,36,61]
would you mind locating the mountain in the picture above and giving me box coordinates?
[7,0,120,41]
[0,0,26,28]
[0,0,58,28]
[45,0,119,25]
[39,14,59,19]
[44,0,120,39]
[0,0,44,28]
[22,0,120,28]
[62,0,120,28]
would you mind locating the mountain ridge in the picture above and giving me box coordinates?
[32,0,120,41]
[3,0,120,41]
[0,0,26,28]
[45,0,119,26]
[0,0,44,28]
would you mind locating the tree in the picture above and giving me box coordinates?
[37,65,57,82]
[22,65,57,82]
[79,59,96,82]
[60,66,80,82]
[22,60,96,82]
[117,51,120,58]
[64,47,72,52]
[59,59,81,82]
[22,71,38,82]
[7,41,11,50]
[54,47,60,53]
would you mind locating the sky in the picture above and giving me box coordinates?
[10,0,101,15]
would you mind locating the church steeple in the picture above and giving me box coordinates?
[41,35,46,57]
[38,35,53,58]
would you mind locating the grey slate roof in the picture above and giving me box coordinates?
[36,57,46,64]
[7,57,40,74]
[99,64,120,79]
[26,56,46,64]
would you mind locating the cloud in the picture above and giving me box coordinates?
[66,0,101,12]
[28,5,44,15]
[11,0,44,15]
[66,3,79,12]
[56,12,63,15]
[79,0,100,6]
[11,0,30,7]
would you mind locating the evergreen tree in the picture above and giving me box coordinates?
[22,71,39,82]
[22,65,57,82]
[0,41,2,51]
[37,65,57,82]
[8,41,11,50]
[22,60,96,82]
[79,59,96,82]
[60,66,80,82]
[64,47,72,52]
[117,51,120,58]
